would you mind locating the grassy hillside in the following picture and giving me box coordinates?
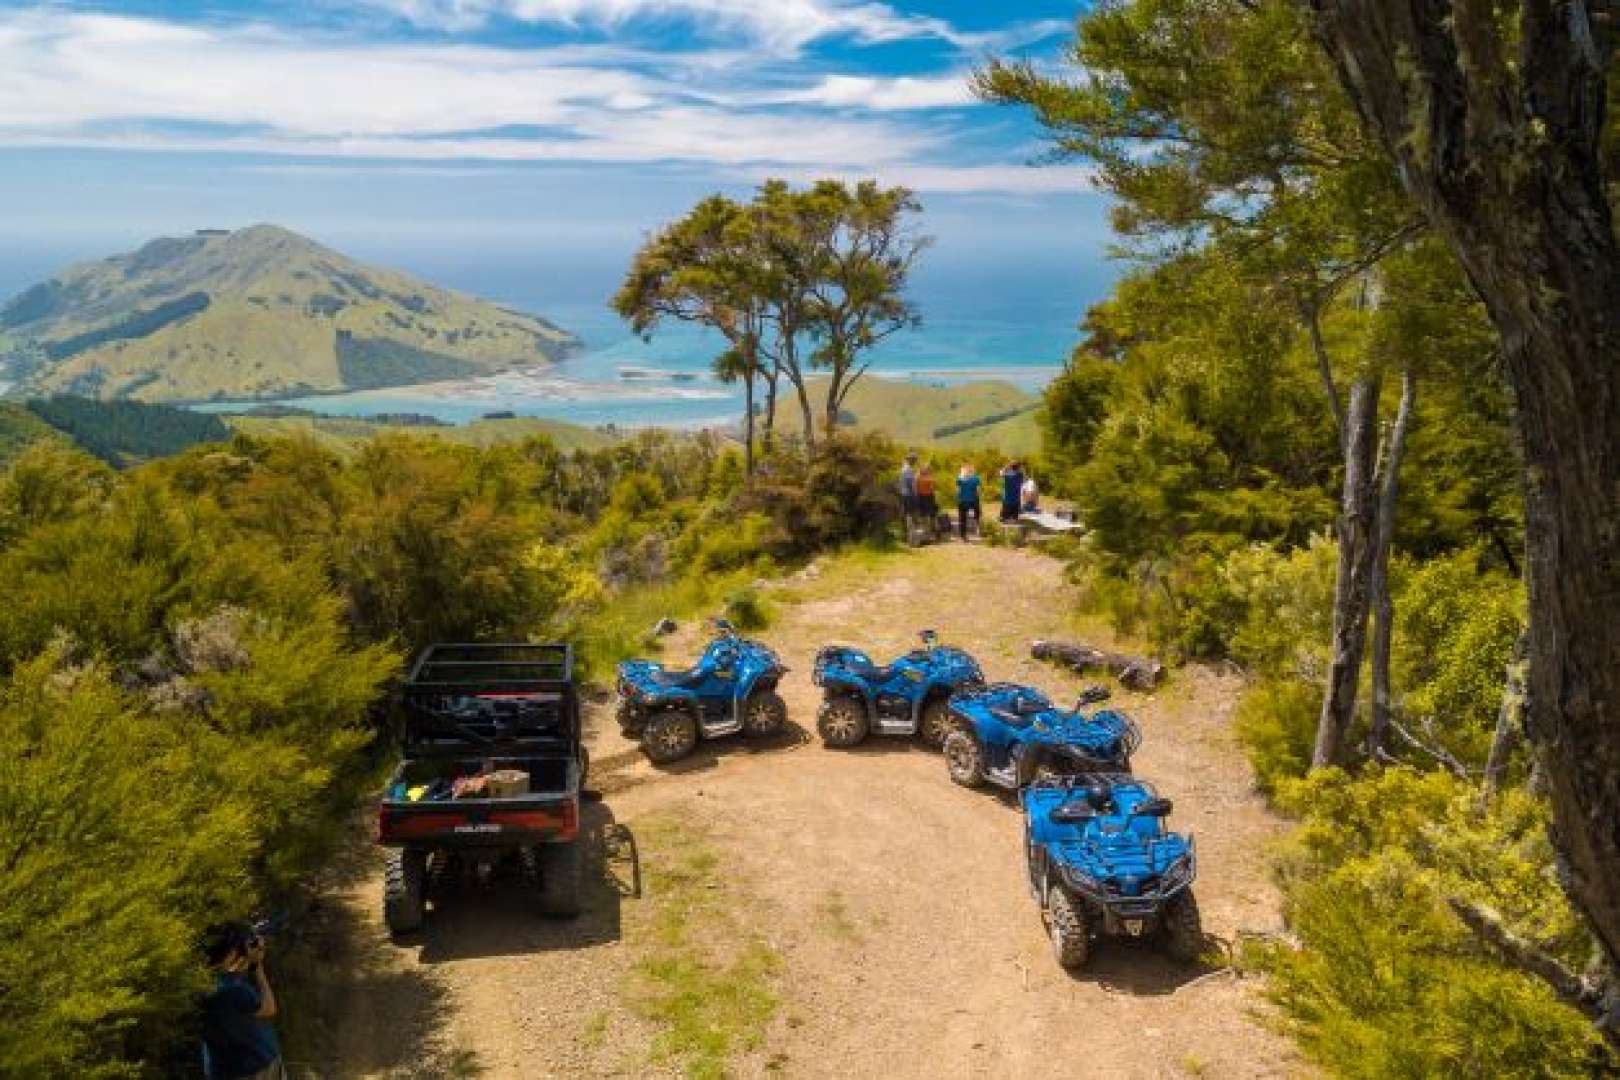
[773,377,1041,451]
[0,402,66,464]
[1,225,579,403]
[224,413,619,453]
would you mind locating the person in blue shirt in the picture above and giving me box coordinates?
[999,460,1025,522]
[201,923,283,1080]
[955,463,983,540]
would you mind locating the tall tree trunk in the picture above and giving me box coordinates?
[793,374,816,451]
[824,366,846,436]
[1306,0,1620,1037]
[761,361,780,454]
[1367,368,1417,755]
[741,369,755,476]
[1314,374,1381,767]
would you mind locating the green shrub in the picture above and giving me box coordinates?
[1248,768,1609,1079]
[722,585,771,631]
[1393,548,1524,765]
[738,433,900,558]
[1233,678,1322,794]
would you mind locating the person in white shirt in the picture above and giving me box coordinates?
[1021,474,1040,513]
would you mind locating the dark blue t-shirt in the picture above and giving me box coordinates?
[956,474,982,505]
[201,973,279,1080]
[1002,469,1024,506]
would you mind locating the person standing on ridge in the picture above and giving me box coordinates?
[999,460,1025,523]
[1021,471,1040,513]
[916,464,939,538]
[956,463,982,540]
[899,453,919,525]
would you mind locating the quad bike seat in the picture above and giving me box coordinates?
[840,656,899,683]
[649,667,702,688]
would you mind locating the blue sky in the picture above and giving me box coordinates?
[0,0,1115,335]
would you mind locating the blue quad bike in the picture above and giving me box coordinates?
[812,630,985,749]
[942,683,1139,791]
[616,620,789,764]
[1022,774,1203,968]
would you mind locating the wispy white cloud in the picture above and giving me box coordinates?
[774,74,974,110]
[0,9,1086,196]
[371,0,1065,55]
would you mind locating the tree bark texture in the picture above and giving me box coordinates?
[742,370,756,476]
[1368,369,1417,754]
[1315,374,1382,767]
[1305,0,1620,1033]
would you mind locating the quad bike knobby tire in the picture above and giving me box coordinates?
[817,695,869,747]
[742,689,788,737]
[943,730,987,788]
[615,698,641,735]
[535,841,584,918]
[1161,889,1204,963]
[1046,886,1091,970]
[1023,821,1044,902]
[642,709,698,763]
[383,848,426,936]
[918,697,955,749]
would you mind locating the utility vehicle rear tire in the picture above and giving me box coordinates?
[383,848,426,936]
[536,841,584,918]
[742,689,787,737]
[642,710,698,763]
[817,696,869,747]
[1047,887,1091,970]
[615,698,640,734]
[1162,889,1204,963]
[918,698,954,749]
[943,731,986,788]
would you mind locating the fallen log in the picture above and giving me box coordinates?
[1030,640,1165,692]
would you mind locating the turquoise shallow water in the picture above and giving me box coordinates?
[193,303,1080,428]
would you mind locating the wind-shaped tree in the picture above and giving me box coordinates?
[614,196,767,473]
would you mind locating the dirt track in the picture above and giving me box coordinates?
[307,544,1298,1079]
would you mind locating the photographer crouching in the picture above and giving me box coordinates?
[200,922,283,1080]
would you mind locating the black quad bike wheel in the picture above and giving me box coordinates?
[817,695,869,747]
[1046,886,1091,970]
[943,730,987,788]
[1161,889,1204,963]
[642,709,698,764]
[742,689,788,737]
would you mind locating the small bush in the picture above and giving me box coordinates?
[1233,678,1322,795]
[723,586,771,631]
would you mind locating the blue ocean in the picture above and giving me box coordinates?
[3,242,1115,428]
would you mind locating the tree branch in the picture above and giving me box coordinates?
[1448,897,1618,1033]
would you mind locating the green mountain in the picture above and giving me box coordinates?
[0,224,580,403]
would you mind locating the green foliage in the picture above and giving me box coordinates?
[737,433,901,558]
[0,503,395,1078]
[1393,550,1524,764]
[722,585,771,632]
[0,401,64,465]
[1038,350,1117,489]
[1248,768,1609,1078]
[27,395,230,466]
[1233,678,1323,795]
[617,179,926,448]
